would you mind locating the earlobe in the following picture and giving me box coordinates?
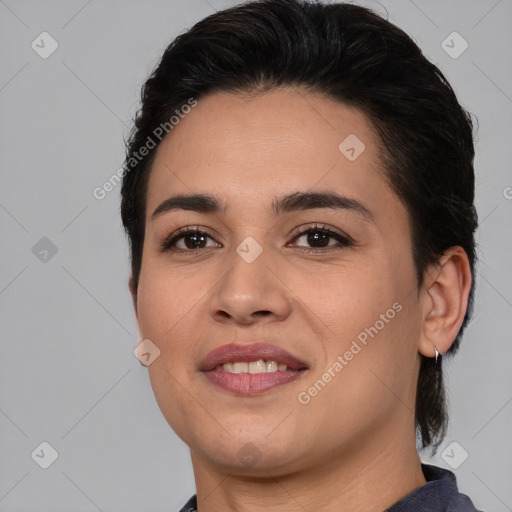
[418,247,472,359]
[129,276,146,367]
[128,275,140,331]
[129,276,137,311]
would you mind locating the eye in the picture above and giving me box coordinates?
[161,224,353,254]
[161,227,221,253]
[289,224,353,252]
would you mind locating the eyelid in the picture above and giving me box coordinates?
[160,225,221,252]
[161,223,355,253]
[291,223,354,242]
[288,223,354,249]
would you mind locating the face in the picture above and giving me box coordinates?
[132,88,423,475]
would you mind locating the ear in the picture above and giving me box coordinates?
[418,246,472,359]
[129,276,141,338]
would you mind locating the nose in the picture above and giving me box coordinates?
[208,243,292,326]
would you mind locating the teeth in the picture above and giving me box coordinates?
[266,360,278,372]
[232,362,248,373]
[216,360,289,373]
[248,359,266,374]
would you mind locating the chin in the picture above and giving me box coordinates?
[187,422,316,474]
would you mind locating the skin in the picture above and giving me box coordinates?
[129,88,472,511]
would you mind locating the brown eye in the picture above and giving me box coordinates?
[303,231,330,248]
[161,228,221,252]
[180,232,209,249]
[291,225,353,252]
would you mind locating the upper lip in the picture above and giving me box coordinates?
[200,342,308,371]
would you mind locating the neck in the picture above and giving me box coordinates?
[189,419,427,512]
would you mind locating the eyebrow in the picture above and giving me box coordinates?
[151,191,374,222]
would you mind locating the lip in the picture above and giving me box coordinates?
[199,342,308,372]
[200,342,308,395]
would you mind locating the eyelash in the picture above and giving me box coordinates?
[160,224,354,255]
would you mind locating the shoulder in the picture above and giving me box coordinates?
[387,464,484,512]
[177,494,197,512]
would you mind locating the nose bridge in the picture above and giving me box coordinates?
[208,235,291,323]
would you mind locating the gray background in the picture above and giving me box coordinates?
[1,0,511,510]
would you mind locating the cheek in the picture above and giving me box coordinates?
[136,264,206,340]
[135,269,207,440]
[296,255,420,419]
[326,255,421,380]
[293,256,406,339]
[135,266,209,405]
[298,308,419,450]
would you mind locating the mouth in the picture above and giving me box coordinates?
[200,342,308,395]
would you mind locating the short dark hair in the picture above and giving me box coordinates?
[120,0,478,451]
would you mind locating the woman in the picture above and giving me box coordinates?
[121,1,482,510]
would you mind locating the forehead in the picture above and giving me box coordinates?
[146,88,401,224]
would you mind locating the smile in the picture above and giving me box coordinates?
[201,342,308,395]
[214,359,289,373]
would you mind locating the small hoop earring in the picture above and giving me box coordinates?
[434,346,440,363]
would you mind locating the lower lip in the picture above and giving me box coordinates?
[203,370,305,395]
